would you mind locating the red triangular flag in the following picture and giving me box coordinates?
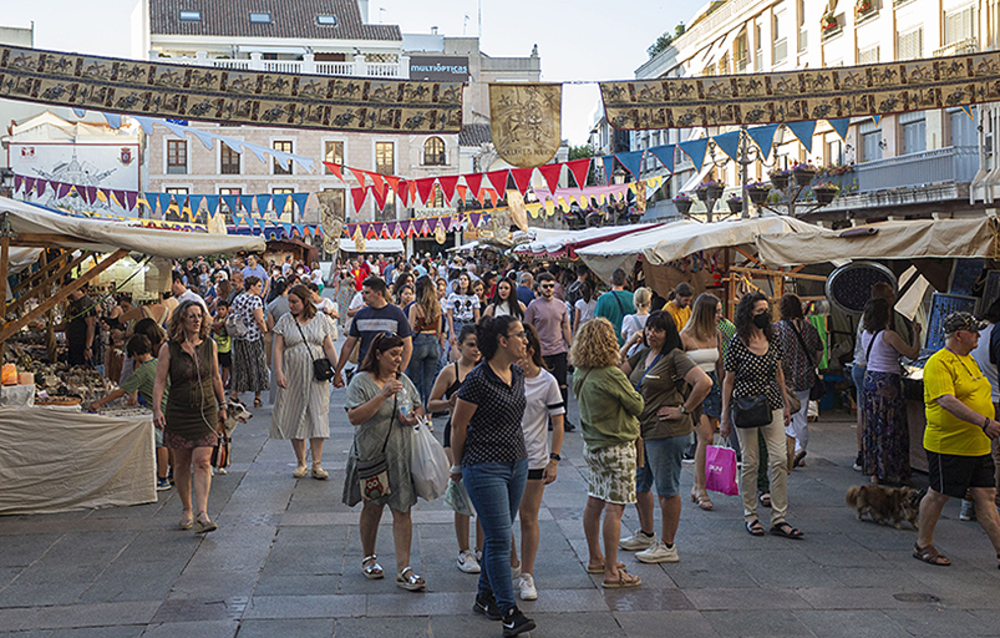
[438,175,460,203]
[483,189,497,205]
[456,184,469,203]
[385,175,401,197]
[486,170,509,196]
[371,185,388,211]
[509,168,534,195]
[349,167,368,189]
[370,173,386,197]
[408,181,418,206]
[566,158,591,189]
[351,187,368,212]
[537,164,562,194]
[324,161,344,180]
[415,178,436,206]
[396,180,409,206]
[464,173,484,202]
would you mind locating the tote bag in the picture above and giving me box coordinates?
[705,445,739,496]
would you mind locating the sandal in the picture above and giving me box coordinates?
[586,561,626,574]
[253,397,263,409]
[694,493,714,511]
[793,450,807,468]
[745,520,765,536]
[912,543,951,567]
[602,571,641,589]
[758,492,771,508]
[396,566,426,591]
[362,555,384,579]
[770,522,804,540]
[178,512,194,530]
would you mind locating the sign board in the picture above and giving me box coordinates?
[409,56,470,82]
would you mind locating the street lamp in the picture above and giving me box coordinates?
[0,168,14,199]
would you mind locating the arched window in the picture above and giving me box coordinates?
[424,137,446,166]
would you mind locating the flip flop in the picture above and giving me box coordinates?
[602,571,641,589]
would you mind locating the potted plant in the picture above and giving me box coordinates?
[855,0,874,19]
[769,167,792,190]
[727,194,743,214]
[695,179,725,202]
[792,161,818,187]
[673,192,693,215]
[821,12,839,35]
[746,180,771,204]
[811,181,840,204]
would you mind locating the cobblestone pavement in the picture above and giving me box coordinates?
[3,378,1000,637]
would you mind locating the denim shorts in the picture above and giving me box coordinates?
[635,434,687,498]
[702,370,722,419]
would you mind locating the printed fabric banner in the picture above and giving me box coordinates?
[489,83,562,168]
[600,52,1000,129]
[0,45,464,134]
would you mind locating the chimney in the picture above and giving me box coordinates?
[357,0,369,23]
[431,26,438,35]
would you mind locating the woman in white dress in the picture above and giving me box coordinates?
[271,285,339,479]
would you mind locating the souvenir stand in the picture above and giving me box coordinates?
[0,196,265,515]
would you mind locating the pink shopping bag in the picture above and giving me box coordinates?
[705,445,739,496]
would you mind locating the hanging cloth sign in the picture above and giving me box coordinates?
[489,83,562,168]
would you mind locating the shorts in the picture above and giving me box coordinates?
[635,434,687,498]
[218,350,232,368]
[927,450,996,498]
[527,468,545,480]
[702,370,722,419]
[155,426,164,447]
[583,441,637,505]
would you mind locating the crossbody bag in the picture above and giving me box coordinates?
[732,341,773,428]
[357,395,396,502]
[789,321,825,402]
[293,317,335,382]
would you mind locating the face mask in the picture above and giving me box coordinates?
[752,313,770,329]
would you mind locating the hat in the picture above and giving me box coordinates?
[942,312,988,335]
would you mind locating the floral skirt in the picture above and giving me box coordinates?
[583,441,637,505]
[862,370,910,485]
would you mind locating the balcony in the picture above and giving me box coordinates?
[158,51,408,79]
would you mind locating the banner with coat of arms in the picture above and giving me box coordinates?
[489,83,562,167]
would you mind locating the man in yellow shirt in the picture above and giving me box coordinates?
[915,312,1000,568]
[664,283,694,332]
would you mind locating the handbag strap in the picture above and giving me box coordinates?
[292,316,323,362]
[788,321,816,368]
[612,290,626,316]
[865,329,883,364]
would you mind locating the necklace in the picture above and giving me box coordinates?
[945,346,983,382]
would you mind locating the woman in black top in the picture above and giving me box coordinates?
[721,292,802,540]
[450,316,535,636]
[427,324,483,574]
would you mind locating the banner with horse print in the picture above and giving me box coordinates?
[0,45,464,134]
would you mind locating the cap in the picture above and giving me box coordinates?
[942,312,988,335]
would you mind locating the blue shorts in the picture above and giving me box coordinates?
[702,370,722,419]
[635,434,687,498]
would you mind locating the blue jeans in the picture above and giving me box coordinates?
[406,333,441,408]
[462,459,528,612]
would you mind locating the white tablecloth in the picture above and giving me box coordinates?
[0,385,34,408]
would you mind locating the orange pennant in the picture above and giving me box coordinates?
[324,161,344,180]
[349,167,368,189]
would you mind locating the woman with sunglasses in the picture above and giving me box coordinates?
[343,332,427,592]
[450,316,535,636]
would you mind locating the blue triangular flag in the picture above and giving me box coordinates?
[872,115,882,127]
[204,195,220,216]
[190,195,205,215]
[189,128,216,150]
[827,118,851,141]
[960,105,975,120]
[222,195,239,216]
[134,116,155,135]
[255,194,272,215]
[272,193,291,215]
[239,195,256,214]
[73,108,86,118]
[281,222,293,236]
[712,131,741,162]
[157,193,173,215]
[602,155,617,184]
[785,120,817,152]
[614,150,644,180]
[291,193,310,216]
[102,112,122,129]
[746,124,779,159]
[678,138,709,169]
[145,192,159,212]
[648,144,675,173]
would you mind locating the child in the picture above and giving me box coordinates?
[213,299,232,389]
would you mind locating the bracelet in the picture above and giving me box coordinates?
[549,452,561,461]
[984,415,991,432]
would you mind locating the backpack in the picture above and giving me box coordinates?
[226,298,251,338]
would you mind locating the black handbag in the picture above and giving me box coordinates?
[294,318,335,382]
[733,394,771,428]
[789,321,825,402]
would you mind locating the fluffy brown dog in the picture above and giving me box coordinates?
[846,485,921,529]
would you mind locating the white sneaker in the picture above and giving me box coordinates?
[457,550,481,573]
[619,530,655,551]
[636,538,679,564]
[511,562,522,579]
[518,573,538,601]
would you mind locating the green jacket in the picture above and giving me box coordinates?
[573,366,644,452]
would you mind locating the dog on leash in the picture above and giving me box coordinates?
[846,484,922,529]
[213,400,252,475]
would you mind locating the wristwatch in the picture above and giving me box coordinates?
[549,452,561,461]
[679,405,689,415]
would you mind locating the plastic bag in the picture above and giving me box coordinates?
[443,478,474,516]
[410,418,450,501]
[705,445,739,496]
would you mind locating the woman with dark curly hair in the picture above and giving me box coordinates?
[721,293,802,539]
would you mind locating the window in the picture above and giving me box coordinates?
[166,140,187,174]
[826,138,844,166]
[950,107,977,147]
[272,141,293,174]
[219,187,241,219]
[773,10,788,63]
[754,20,763,71]
[164,188,188,221]
[249,12,271,23]
[221,145,241,175]
[317,15,338,26]
[375,141,394,175]
[859,45,879,65]
[860,120,882,162]
[272,188,295,217]
[735,32,749,72]
[179,10,201,21]
[897,28,923,61]
[423,137,446,166]
[901,111,926,155]
[944,6,976,46]
[324,141,344,171]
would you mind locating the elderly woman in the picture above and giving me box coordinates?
[343,333,426,592]
[619,311,711,563]
[573,318,644,589]
[272,285,339,479]
[721,292,801,540]
[230,275,269,408]
[153,300,227,534]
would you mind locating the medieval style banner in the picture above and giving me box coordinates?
[600,51,1000,130]
[489,83,561,167]
[0,45,464,134]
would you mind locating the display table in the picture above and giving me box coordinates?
[0,385,34,408]
[0,407,156,515]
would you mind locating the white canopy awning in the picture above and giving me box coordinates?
[341,238,405,254]
[0,197,265,259]
[514,223,665,257]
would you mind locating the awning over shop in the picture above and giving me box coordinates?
[756,217,1000,266]
[514,223,666,260]
[341,239,405,254]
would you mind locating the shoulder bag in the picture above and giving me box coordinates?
[226,296,251,338]
[731,339,772,428]
[357,395,396,502]
[293,317,335,382]
[789,321,825,402]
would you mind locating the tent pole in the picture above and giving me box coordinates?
[6,251,92,317]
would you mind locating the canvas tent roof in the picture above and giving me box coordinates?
[756,217,1000,266]
[0,197,265,259]
[576,216,818,283]
[514,223,665,259]
[340,239,405,254]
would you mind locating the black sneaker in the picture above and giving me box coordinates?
[502,606,536,637]
[564,420,576,432]
[473,591,501,621]
[853,452,863,472]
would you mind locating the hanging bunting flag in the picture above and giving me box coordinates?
[386,221,398,238]
[537,164,562,194]
[188,127,216,151]
[125,191,138,211]
[565,158,591,189]
[239,194,256,214]
[510,167,534,195]
[254,194,272,216]
[396,180,409,207]
[203,195,219,216]
[13,175,23,193]
[469,212,482,229]
[678,138,709,169]
[145,192,160,212]
[369,173,386,198]
[324,161,344,180]
[272,193,290,215]
[415,178,436,206]
[712,131,741,162]
[35,179,47,197]
[872,115,882,127]
[745,123,779,159]
[648,144,675,173]
[601,155,617,184]
[485,170,509,196]
[785,120,817,152]
[112,189,126,209]
[371,185,388,211]
[464,173,484,202]
[102,112,122,129]
[408,181,418,206]
[157,192,172,214]
[827,117,851,141]
[56,182,71,199]
[614,150,644,180]
[438,175,460,203]
[456,184,469,203]
[24,177,36,193]
[960,105,975,120]
[384,175,400,198]
[291,193,310,216]
[349,167,368,189]
[221,195,239,217]
[351,187,368,212]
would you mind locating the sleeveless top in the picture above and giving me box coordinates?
[687,347,719,373]
[860,330,901,375]
[444,363,466,427]
[164,339,218,441]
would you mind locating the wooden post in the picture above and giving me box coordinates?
[10,249,66,296]
[41,252,57,362]
[6,251,92,317]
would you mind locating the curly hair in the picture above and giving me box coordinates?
[167,300,211,343]
[734,292,773,343]
[570,317,620,369]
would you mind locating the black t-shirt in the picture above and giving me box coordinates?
[456,362,527,466]
[67,295,97,349]
[349,303,413,363]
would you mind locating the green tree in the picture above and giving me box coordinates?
[647,23,685,58]
[568,145,592,160]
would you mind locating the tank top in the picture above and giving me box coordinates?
[687,347,719,373]
[445,363,469,426]
[861,330,901,374]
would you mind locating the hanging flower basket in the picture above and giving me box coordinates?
[812,182,840,204]
[673,193,693,215]
[792,162,818,187]
[769,169,791,190]
[747,183,771,205]
[696,180,725,202]
[727,197,743,214]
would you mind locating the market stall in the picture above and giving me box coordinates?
[513,222,667,261]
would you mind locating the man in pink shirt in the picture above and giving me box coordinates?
[524,272,575,431]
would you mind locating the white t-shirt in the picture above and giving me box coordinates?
[447,292,480,323]
[621,313,649,356]
[971,322,999,402]
[574,298,596,325]
[521,369,566,470]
